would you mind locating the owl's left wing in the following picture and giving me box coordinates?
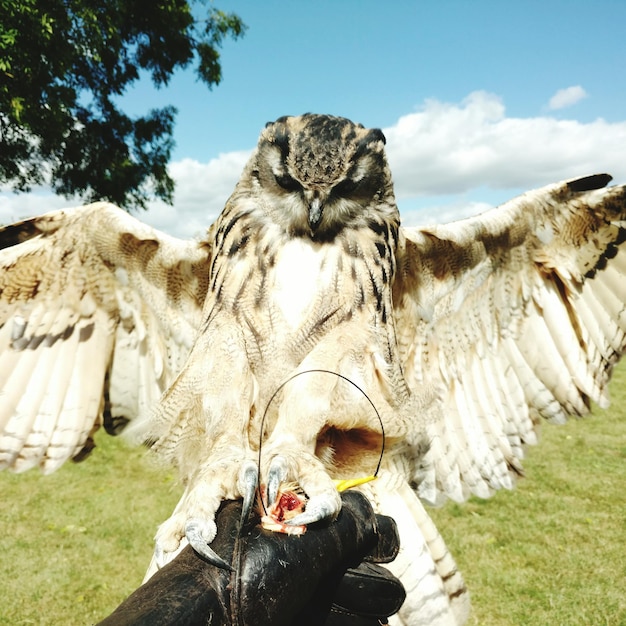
[0,203,212,474]
[393,174,626,505]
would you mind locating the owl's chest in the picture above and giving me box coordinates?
[267,239,339,329]
[211,231,388,346]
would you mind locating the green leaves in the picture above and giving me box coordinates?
[0,1,245,210]
[195,7,246,86]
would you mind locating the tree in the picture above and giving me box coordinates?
[0,0,245,210]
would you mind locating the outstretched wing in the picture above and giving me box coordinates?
[0,203,211,474]
[393,174,626,505]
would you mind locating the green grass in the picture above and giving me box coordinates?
[429,363,626,625]
[0,437,182,625]
[1,364,625,625]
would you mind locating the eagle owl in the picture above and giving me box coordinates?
[2,114,626,626]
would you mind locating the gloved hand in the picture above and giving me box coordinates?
[97,491,405,626]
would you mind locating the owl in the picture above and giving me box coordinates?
[2,113,626,626]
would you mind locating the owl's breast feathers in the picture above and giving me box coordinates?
[205,201,400,363]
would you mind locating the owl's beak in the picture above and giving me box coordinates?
[308,197,324,230]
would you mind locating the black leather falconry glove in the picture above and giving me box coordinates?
[98,491,405,626]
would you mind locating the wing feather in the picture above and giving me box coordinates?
[8,312,79,472]
[394,174,626,504]
[0,203,211,472]
[42,316,90,473]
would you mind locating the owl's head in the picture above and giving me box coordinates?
[249,114,397,240]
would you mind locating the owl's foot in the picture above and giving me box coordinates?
[264,452,341,528]
[185,518,233,570]
[153,458,258,572]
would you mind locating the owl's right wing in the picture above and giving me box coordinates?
[0,203,212,474]
[392,174,626,505]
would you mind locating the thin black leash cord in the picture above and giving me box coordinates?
[257,368,386,516]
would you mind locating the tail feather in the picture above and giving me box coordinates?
[367,472,470,626]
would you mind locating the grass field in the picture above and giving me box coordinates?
[1,365,625,625]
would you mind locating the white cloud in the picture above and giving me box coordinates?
[384,90,626,202]
[142,151,250,238]
[400,199,495,228]
[0,150,251,239]
[2,91,625,235]
[548,85,588,110]
[0,191,71,227]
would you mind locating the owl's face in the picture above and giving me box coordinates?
[250,114,397,240]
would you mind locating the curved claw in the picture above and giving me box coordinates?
[285,492,341,527]
[267,456,289,505]
[185,519,233,571]
[239,460,259,527]
[153,543,165,569]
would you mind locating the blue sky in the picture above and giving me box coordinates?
[2,0,626,237]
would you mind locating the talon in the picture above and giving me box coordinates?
[285,492,341,527]
[154,543,165,569]
[239,460,259,527]
[185,519,233,571]
[267,456,289,505]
